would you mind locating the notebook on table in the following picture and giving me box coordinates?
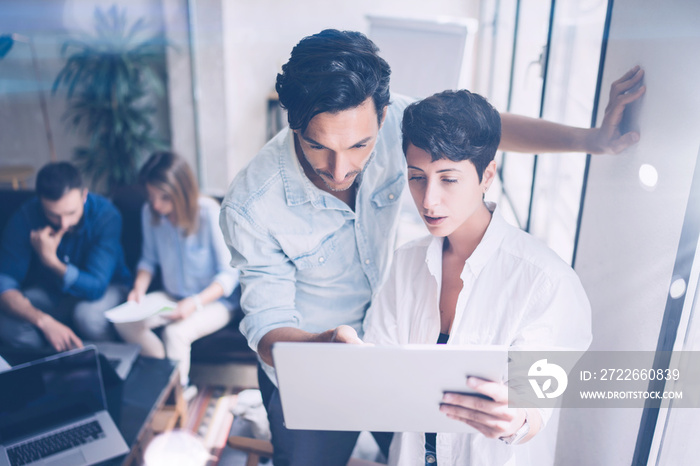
[0,346,129,466]
[85,341,141,381]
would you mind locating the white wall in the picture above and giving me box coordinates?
[0,0,74,180]
[557,0,700,463]
[216,0,479,194]
[1,0,478,193]
[161,0,198,175]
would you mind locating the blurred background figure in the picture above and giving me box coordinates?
[115,152,240,396]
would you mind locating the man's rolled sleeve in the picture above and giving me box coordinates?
[0,274,20,295]
[220,202,302,353]
[63,207,123,300]
[240,309,302,353]
[62,263,80,290]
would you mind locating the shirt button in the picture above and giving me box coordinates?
[319,257,325,263]
[388,193,395,200]
[365,259,370,265]
[426,453,437,464]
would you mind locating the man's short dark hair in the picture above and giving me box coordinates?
[275,29,391,133]
[401,89,501,181]
[36,162,84,200]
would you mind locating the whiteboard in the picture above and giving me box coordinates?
[367,15,478,98]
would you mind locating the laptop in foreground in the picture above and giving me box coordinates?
[0,346,129,466]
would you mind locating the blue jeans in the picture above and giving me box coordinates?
[425,447,438,465]
[0,285,125,350]
[256,364,392,466]
[424,432,438,465]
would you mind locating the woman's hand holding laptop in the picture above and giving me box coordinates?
[440,377,543,444]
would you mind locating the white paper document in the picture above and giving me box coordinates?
[105,293,177,323]
[0,355,10,373]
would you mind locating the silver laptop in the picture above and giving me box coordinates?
[0,346,129,466]
[273,342,507,433]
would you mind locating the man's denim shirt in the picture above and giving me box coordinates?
[0,193,132,301]
[221,95,413,382]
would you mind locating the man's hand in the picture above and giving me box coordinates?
[439,377,536,441]
[259,325,366,366]
[30,226,65,269]
[588,66,646,154]
[36,313,83,352]
[329,324,364,344]
[166,297,197,321]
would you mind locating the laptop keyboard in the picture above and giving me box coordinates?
[7,420,105,466]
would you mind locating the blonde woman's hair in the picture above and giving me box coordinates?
[139,151,200,236]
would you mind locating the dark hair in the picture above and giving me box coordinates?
[139,151,200,235]
[275,29,391,133]
[401,89,501,181]
[36,162,84,200]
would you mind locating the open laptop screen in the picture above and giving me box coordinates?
[0,347,105,444]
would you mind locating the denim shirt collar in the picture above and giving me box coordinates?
[280,129,318,207]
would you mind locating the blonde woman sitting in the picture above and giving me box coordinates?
[115,152,240,393]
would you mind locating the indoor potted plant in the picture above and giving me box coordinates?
[53,5,168,194]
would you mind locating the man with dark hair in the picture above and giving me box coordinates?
[276,29,391,134]
[220,29,642,465]
[0,162,131,352]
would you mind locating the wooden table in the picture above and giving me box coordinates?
[103,357,187,465]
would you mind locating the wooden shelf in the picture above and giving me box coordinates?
[0,165,34,190]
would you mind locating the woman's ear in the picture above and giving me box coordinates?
[481,160,497,193]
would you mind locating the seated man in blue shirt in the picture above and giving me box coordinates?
[0,162,132,352]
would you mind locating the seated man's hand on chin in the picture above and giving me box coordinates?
[439,377,541,443]
[30,226,66,273]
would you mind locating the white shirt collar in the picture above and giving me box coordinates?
[424,201,507,279]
